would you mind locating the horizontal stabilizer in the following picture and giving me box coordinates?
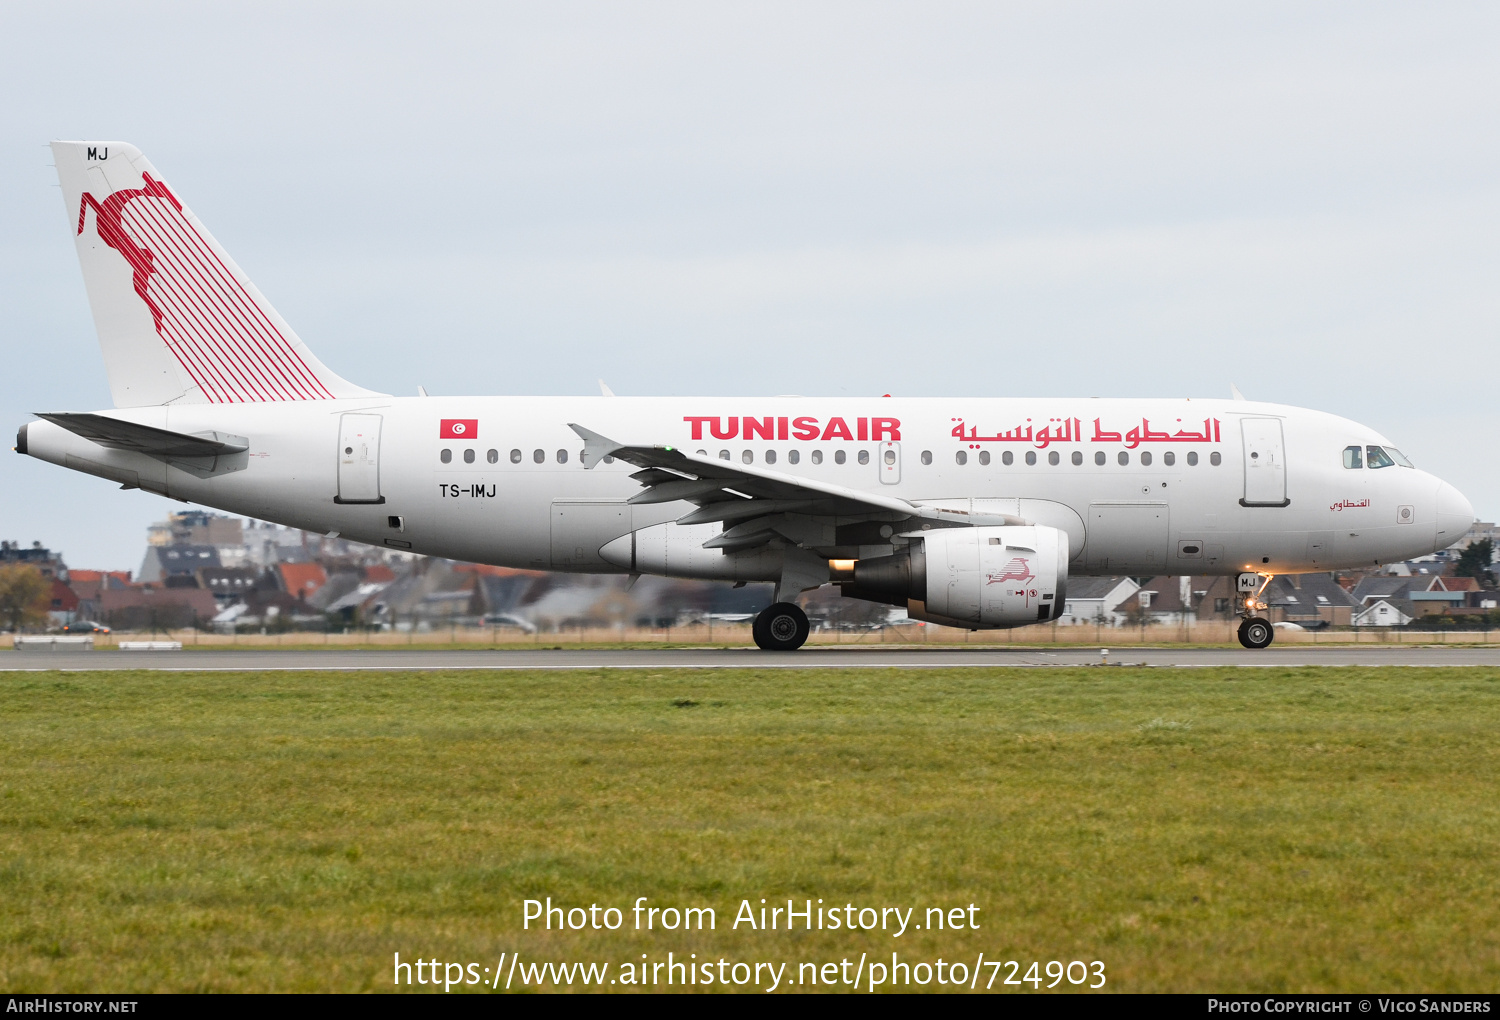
[35,412,247,458]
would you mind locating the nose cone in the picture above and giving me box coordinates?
[1435,481,1474,550]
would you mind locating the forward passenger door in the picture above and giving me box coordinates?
[1240,418,1289,507]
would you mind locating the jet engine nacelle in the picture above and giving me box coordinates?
[839,525,1069,629]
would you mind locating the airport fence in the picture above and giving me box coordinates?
[5,623,1498,649]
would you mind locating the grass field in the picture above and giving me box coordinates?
[1,666,1497,993]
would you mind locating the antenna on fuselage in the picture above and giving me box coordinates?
[1230,383,1248,401]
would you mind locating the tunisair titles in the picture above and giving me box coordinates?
[680,415,1223,449]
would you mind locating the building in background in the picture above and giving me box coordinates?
[1054,577,1139,626]
[138,545,222,585]
[0,541,67,582]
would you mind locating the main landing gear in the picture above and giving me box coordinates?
[1236,571,1275,649]
[753,602,810,651]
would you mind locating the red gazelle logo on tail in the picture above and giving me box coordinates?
[75,173,334,403]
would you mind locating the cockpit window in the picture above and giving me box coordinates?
[1366,445,1396,470]
[1384,446,1413,467]
[1342,445,1363,469]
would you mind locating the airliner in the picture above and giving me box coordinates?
[14,142,1476,650]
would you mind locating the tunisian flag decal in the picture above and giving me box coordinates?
[439,419,479,439]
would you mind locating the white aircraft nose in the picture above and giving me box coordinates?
[1435,480,1474,549]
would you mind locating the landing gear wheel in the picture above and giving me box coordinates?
[753,602,810,651]
[1237,616,1274,649]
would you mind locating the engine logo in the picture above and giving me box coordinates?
[986,558,1034,585]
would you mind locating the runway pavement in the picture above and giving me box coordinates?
[3,645,1499,670]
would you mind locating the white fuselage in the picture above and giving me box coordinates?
[22,395,1472,580]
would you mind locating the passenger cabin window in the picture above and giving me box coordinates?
[955,451,967,465]
[1140,451,1152,466]
[1343,446,1363,469]
[1366,445,1396,469]
[765,450,777,465]
[533,449,545,464]
[463,448,475,464]
[1071,451,1082,466]
[556,449,568,464]
[510,449,522,463]
[811,450,823,465]
[487,449,498,464]
[920,450,932,465]
[742,450,753,464]
[1048,451,1059,465]
[857,450,869,465]
[1164,451,1175,466]
[835,450,847,465]
[788,450,800,465]
[1025,451,1036,466]
[1094,451,1106,466]
[1002,451,1013,466]
[978,451,990,466]
[1209,452,1221,466]
[719,450,731,461]
[440,449,452,464]
[1117,452,1129,466]
[1187,452,1198,466]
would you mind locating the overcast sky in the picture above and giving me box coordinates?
[2,2,1497,570]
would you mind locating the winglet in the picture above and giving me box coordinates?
[568,423,625,469]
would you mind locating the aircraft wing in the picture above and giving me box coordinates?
[569,424,1013,552]
[34,413,248,458]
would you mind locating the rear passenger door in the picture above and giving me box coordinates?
[335,413,384,504]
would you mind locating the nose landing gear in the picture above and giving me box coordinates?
[1236,572,1275,649]
[753,602,810,651]
[1237,616,1274,649]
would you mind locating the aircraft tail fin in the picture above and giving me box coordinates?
[50,141,382,407]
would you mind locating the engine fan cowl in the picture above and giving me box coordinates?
[840,525,1069,629]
